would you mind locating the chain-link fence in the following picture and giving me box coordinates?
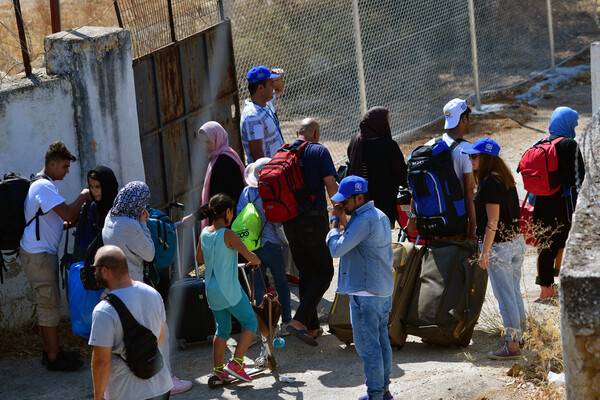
[225,0,600,165]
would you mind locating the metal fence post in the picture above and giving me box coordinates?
[217,0,225,21]
[13,0,31,77]
[546,0,555,68]
[167,0,177,42]
[467,0,481,111]
[351,0,367,116]
[49,0,61,33]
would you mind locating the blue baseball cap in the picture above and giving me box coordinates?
[247,66,280,84]
[462,138,501,156]
[331,176,368,202]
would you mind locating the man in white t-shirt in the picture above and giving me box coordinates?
[89,245,172,400]
[240,65,285,163]
[19,141,90,371]
[408,99,476,239]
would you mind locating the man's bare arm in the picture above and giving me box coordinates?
[53,189,91,223]
[248,139,265,162]
[91,346,112,400]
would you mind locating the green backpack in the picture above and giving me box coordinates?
[231,194,263,251]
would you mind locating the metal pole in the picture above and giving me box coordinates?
[113,0,123,28]
[166,0,177,43]
[467,0,481,111]
[351,0,367,116]
[49,0,61,33]
[546,0,555,68]
[13,0,31,77]
[217,0,225,21]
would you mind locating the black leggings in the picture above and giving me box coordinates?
[533,193,571,287]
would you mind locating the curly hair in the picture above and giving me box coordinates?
[45,141,76,166]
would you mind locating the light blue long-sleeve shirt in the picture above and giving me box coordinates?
[326,201,393,297]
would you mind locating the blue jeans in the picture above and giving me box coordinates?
[485,236,526,342]
[254,241,292,323]
[349,295,393,400]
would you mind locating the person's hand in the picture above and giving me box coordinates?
[271,68,284,78]
[479,251,490,269]
[80,188,91,201]
[246,256,261,267]
[407,216,417,233]
[332,203,344,219]
[181,213,196,227]
[139,208,149,222]
[468,222,478,241]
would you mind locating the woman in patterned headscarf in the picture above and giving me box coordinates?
[102,181,154,281]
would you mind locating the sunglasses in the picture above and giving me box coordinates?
[468,153,480,159]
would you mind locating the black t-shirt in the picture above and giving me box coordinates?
[210,154,245,205]
[473,175,520,242]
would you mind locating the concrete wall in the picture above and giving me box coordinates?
[560,110,600,396]
[592,42,600,114]
[0,27,144,329]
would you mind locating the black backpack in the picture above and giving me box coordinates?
[104,293,164,379]
[0,173,47,283]
[406,137,468,238]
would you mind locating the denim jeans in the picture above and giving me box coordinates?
[349,295,393,400]
[283,214,334,330]
[254,241,292,323]
[484,236,526,342]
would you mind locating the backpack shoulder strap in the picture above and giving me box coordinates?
[105,293,140,334]
[450,138,466,152]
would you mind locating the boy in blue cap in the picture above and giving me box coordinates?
[326,176,395,400]
[240,65,285,163]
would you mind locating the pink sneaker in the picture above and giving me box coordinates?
[224,359,252,382]
[209,366,230,381]
[170,375,193,395]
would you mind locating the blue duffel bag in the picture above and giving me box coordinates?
[68,262,103,338]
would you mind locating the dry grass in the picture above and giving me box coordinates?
[0,319,92,361]
[0,0,117,76]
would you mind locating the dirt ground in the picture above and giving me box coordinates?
[0,62,592,399]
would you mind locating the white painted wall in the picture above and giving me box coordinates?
[0,27,144,329]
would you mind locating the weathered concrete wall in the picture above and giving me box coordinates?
[44,27,145,185]
[560,109,600,398]
[592,42,600,114]
[0,27,144,329]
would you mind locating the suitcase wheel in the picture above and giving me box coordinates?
[268,354,277,371]
[177,339,187,350]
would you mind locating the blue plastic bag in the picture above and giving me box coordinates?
[68,262,103,338]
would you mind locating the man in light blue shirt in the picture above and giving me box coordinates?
[326,176,394,400]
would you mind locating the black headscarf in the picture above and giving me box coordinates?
[88,166,119,227]
[349,106,391,175]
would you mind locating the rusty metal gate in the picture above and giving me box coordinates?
[131,20,241,212]
[115,0,241,212]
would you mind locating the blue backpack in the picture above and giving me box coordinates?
[146,208,177,270]
[406,137,467,238]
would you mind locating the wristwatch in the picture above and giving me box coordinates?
[406,211,416,219]
[330,216,340,223]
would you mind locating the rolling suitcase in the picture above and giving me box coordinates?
[327,242,413,345]
[403,239,487,347]
[387,241,425,348]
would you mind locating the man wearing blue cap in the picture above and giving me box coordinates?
[240,65,285,164]
[326,176,395,400]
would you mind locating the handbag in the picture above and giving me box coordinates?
[250,266,282,338]
[80,233,104,291]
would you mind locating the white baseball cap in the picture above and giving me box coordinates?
[443,98,468,129]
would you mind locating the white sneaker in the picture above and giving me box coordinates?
[279,322,291,337]
[170,375,192,395]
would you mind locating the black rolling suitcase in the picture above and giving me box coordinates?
[403,239,487,347]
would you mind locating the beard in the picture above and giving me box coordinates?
[95,273,109,289]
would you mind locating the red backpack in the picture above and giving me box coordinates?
[518,136,565,196]
[258,141,314,222]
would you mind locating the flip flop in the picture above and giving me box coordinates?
[312,327,324,340]
[286,325,318,347]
